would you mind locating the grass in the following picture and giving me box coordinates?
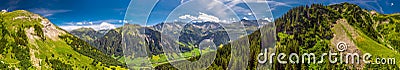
[353,30,400,65]
[33,38,126,69]
[111,54,126,63]
[333,19,400,68]
[34,39,95,69]
[122,47,216,69]
[1,46,20,64]
[338,20,400,66]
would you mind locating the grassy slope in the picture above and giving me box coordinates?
[34,39,95,69]
[334,18,399,69]
[354,30,400,65]
[331,2,400,69]
[0,10,126,69]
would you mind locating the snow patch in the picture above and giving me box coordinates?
[179,12,228,23]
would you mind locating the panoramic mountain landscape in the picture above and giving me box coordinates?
[67,2,400,70]
[0,1,399,70]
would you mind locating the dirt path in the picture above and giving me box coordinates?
[331,19,363,69]
[26,27,42,69]
[332,19,360,53]
[29,49,42,70]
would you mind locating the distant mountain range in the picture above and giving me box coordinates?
[70,19,268,56]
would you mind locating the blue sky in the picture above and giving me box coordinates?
[0,0,399,30]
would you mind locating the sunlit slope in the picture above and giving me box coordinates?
[333,18,399,69]
[0,10,125,69]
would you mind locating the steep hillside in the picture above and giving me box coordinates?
[85,24,163,56]
[0,10,125,69]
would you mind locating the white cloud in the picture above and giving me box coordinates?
[59,22,117,31]
[30,8,71,17]
[179,12,226,23]
[198,12,221,22]
[76,22,83,25]
[179,15,197,20]
[228,0,291,12]
[230,5,251,14]
[262,17,273,22]
[177,0,284,21]
[266,1,292,7]
[243,17,249,20]
[59,19,127,31]
[226,0,291,7]
[247,13,253,15]
[219,0,291,13]
[66,19,126,25]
